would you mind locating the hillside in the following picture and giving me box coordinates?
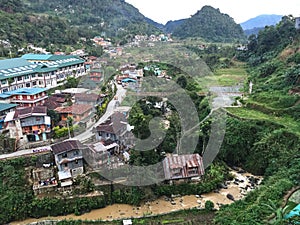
[215,16,300,224]
[164,19,186,34]
[0,0,160,54]
[240,14,283,30]
[172,6,246,42]
[24,0,160,37]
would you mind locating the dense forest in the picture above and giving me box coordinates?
[172,6,246,42]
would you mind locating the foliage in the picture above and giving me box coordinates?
[205,200,215,211]
[172,6,246,42]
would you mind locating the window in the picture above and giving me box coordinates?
[25,75,29,80]
[26,83,31,87]
[64,163,68,167]
[62,153,67,158]
[17,77,23,81]
[75,159,78,164]
[74,150,79,156]
[1,80,7,85]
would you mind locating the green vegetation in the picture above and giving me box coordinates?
[24,0,160,40]
[214,16,300,224]
[172,6,246,42]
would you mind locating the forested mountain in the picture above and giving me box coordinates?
[24,0,160,37]
[0,0,160,54]
[171,6,246,42]
[164,19,185,34]
[240,14,283,30]
[0,0,82,53]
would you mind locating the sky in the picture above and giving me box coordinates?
[125,0,300,25]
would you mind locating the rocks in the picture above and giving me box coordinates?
[226,194,235,201]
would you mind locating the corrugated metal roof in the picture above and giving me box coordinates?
[21,54,52,60]
[0,103,17,112]
[51,140,86,154]
[162,154,205,180]
[2,88,47,97]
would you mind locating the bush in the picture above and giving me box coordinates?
[205,200,214,211]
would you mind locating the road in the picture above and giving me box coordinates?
[72,84,126,142]
[0,84,126,160]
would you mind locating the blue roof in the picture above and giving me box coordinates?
[285,204,300,219]
[21,54,52,60]
[0,103,17,112]
[0,88,48,98]
[0,54,84,81]
[121,78,137,83]
[0,58,37,80]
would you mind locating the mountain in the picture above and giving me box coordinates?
[240,14,283,30]
[171,6,246,42]
[24,0,160,37]
[145,17,164,31]
[164,19,186,34]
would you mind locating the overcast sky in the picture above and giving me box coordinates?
[125,0,300,24]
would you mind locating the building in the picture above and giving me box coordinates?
[94,111,134,147]
[89,68,102,81]
[0,103,17,129]
[4,106,51,143]
[295,17,300,30]
[55,104,93,123]
[162,154,205,182]
[74,93,104,107]
[84,141,119,169]
[0,54,86,93]
[51,140,86,179]
[0,88,48,107]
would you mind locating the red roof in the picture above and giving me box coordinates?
[75,93,101,102]
[55,104,92,115]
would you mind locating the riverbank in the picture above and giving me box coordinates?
[11,169,262,225]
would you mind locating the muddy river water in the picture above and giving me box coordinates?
[11,170,262,225]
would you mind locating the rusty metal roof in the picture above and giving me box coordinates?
[162,154,204,180]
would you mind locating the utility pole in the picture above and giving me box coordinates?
[66,119,71,139]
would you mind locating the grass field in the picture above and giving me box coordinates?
[197,62,248,90]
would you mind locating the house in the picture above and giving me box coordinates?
[55,104,93,123]
[89,68,102,81]
[0,103,17,129]
[84,141,119,169]
[0,87,48,107]
[94,111,133,147]
[4,106,51,143]
[51,140,86,179]
[162,154,205,182]
[74,93,104,107]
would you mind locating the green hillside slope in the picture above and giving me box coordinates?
[172,6,246,42]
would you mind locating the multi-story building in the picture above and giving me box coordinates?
[4,106,51,144]
[0,87,48,107]
[0,54,86,93]
[51,140,86,178]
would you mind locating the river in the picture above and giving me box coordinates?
[11,169,262,225]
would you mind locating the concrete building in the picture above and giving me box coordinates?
[0,54,86,93]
